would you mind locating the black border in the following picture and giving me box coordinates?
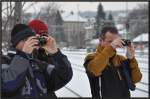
[1,0,150,2]
[0,1,2,99]
[0,0,149,99]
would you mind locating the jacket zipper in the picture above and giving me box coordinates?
[117,70,122,80]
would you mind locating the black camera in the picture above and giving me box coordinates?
[37,36,47,46]
[122,39,131,46]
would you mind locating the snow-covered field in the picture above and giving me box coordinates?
[55,49,149,98]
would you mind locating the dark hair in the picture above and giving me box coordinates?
[100,26,118,39]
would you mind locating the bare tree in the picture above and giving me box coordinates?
[2,2,30,49]
[14,2,22,24]
[2,2,15,48]
[38,3,60,36]
[127,3,148,39]
[2,2,66,49]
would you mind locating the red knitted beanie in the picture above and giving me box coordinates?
[28,19,48,35]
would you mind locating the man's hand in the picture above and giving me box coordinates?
[126,43,135,59]
[22,36,39,54]
[110,37,125,49]
[42,36,58,54]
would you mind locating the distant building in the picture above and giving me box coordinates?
[62,12,87,48]
[133,33,148,48]
[85,25,95,40]
[84,17,96,48]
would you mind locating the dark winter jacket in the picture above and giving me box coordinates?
[1,48,73,98]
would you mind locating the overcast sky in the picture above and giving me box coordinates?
[23,2,148,13]
[2,2,148,17]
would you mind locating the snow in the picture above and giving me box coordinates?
[62,12,87,22]
[2,49,148,97]
[85,25,93,29]
[90,39,99,45]
[116,24,124,30]
[118,29,127,35]
[55,87,78,97]
[55,49,148,97]
[133,33,148,42]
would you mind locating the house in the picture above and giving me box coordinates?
[133,33,148,48]
[62,12,87,48]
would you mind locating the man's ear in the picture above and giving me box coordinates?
[99,38,104,46]
[99,38,104,43]
[99,38,102,42]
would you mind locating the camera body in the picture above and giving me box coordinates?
[37,36,47,46]
[122,39,131,46]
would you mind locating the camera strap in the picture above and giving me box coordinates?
[27,59,39,97]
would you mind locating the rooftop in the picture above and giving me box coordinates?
[133,33,148,42]
[62,12,87,22]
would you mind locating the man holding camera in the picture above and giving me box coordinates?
[1,23,73,98]
[84,26,142,98]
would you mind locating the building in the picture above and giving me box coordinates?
[62,12,87,48]
[133,33,148,48]
[84,17,96,46]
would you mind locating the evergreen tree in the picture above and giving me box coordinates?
[95,3,106,38]
[106,12,115,26]
[54,10,65,42]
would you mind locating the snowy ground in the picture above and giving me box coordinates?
[55,49,149,98]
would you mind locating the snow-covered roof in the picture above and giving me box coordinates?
[85,26,93,29]
[118,29,126,35]
[118,13,127,17]
[90,39,99,44]
[133,33,148,42]
[62,12,87,22]
[116,24,124,30]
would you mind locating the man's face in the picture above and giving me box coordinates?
[40,33,48,37]
[100,31,119,47]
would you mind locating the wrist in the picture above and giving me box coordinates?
[127,56,134,60]
[110,43,116,49]
[48,49,64,58]
[22,48,32,54]
[47,48,58,55]
[126,52,134,59]
[126,54,134,59]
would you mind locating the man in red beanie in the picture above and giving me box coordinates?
[27,19,73,97]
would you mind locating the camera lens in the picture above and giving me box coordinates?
[122,39,131,46]
[38,37,47,46]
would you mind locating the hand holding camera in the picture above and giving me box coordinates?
[40,36,58,54]
[22,35,58,55]
[111,37,131,49]
[22,36,39,54]
[111,38,125,49]
[110,37,134,59]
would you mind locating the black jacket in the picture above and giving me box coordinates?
[84,59,133,98]
[1,48,73,98]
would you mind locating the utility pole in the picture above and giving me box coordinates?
[14,2,22,25]
[126,2,129,40]
[77,3,80,48]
